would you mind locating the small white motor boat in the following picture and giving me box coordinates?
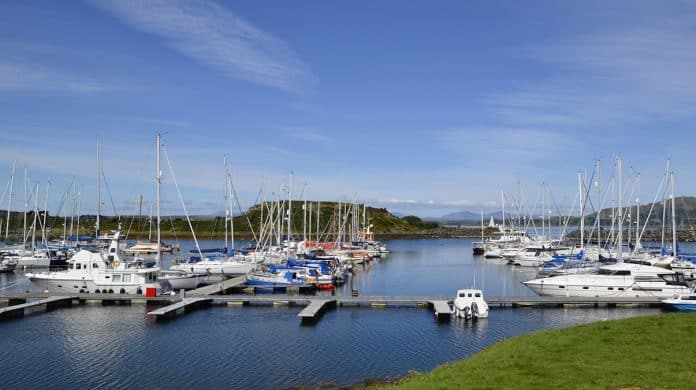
[454,289,489,319]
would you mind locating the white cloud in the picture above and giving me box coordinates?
[0,61,107,93]
[90,0,315,92]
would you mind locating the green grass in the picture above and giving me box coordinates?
[386,313,696,390]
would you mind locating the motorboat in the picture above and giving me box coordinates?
[453,289,489,319]
[245,266,315,288]
[523,262,691,298]
[670,259,696,281]
[662,289,696,312]
[25,231,170,295]
[0,257,17,273]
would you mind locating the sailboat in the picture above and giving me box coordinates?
[149,133,205,290]
[169,154,257,278]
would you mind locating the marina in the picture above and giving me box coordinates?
[2,2,696,387]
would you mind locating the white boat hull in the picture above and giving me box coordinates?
[170,261,254,276]
[27,275,155,294]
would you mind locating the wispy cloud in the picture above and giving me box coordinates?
[90,0,315,92]
[278,126,331,144]
[491,19,696,126]
[439,128,577,160]
[0,60,108,93]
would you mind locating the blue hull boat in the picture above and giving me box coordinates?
[662,293,696,311]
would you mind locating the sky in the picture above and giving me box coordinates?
[1,0,696,219]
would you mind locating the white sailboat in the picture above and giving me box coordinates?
[150,133,205,290]
[169,154,257,278]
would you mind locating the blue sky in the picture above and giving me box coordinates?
[1,0,695,218]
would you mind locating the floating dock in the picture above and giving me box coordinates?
[190,275,247,295]
[298,299,337,322]
[0,296,77,320]
[431,300,453,320]
[0,291,666,323]
[147,297,212,319]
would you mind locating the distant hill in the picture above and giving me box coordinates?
[439,210,504,224]
[437,196,696,227]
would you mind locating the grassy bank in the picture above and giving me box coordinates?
[384,313,696,389]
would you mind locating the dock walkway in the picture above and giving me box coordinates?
[0,296,77,319]
[190,276,247,295]
[147,297,212,318]
[0,291,666,323]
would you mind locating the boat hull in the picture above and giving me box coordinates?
[524,280,690,299]
[170,261,254,276]
[27,276,152,294]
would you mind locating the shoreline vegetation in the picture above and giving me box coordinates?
[3,198,696,242]
[344,313,696,389]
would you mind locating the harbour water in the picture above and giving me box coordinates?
[0,238,666,389]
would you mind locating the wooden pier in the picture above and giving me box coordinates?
[0,291,667,323]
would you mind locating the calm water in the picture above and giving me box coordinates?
[0,238,668,389]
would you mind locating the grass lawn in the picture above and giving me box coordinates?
[388,313,696,389]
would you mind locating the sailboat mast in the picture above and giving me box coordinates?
[23,165,27,245]
[137,195,143,241]
[224,154,228,250]
[671,171,677,256]
[596,160,601,249]
[579,172,584,249]
[76,183,82,240]
[156,133,162,265]
[42,181,50,246]
[96,136,100,239]
[541,184,546,238]
[501,190,505,229]
[31,181,39,252]
[229,172,234,250]
[635,171,640,251]
[259,180,265,248]
[662,160,670,251]
[5,160,15,240]
[288,171,293,246]
[617,156,623,263]
[303,182,307,241]
[308,202,313,242]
